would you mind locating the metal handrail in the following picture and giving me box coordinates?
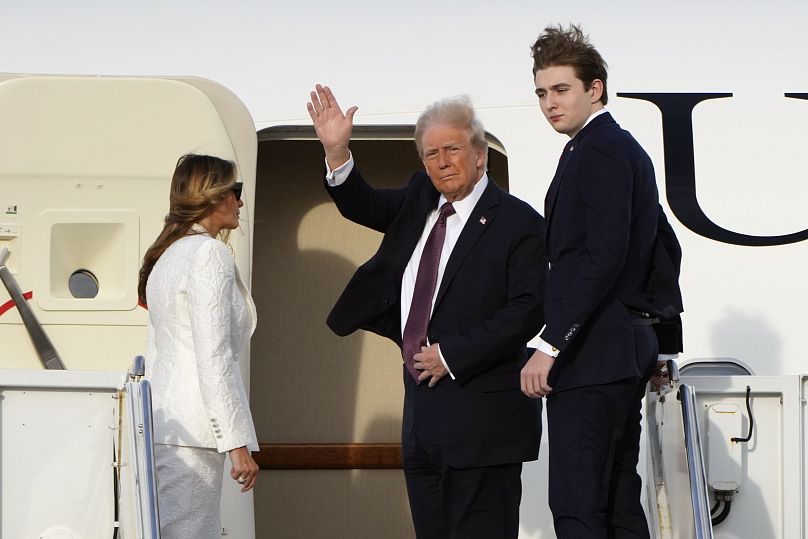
[679,383,714,539]
[125,377,161,538]
[0,246,66,369]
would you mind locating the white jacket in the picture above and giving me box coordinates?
[145,228,258,452]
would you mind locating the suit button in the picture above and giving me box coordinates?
[210,418,217,423]
[216,435,223,439]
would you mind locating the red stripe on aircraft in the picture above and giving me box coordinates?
[0,291,33,317]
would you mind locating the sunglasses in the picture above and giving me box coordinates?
[231,182,243,200]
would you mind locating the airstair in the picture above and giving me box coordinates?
[647,358,806,538]
[1,246,160,538]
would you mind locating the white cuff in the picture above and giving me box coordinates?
[536,338,559,357]
[325,152,354,186]
[657,353,679,362]
[437,344,455,380]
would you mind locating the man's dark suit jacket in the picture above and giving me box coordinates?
[326,166,545,468]
[543,112,671,391]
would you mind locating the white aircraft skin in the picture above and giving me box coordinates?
[4,1,808,538]
[4,1,808,373]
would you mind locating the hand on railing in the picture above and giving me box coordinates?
[649,360,670,391]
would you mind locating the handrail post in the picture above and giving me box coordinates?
[0,246,66,369]
[679,383,714,539]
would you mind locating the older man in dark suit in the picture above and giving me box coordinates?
[521,25,682,538]
[307,85,545,539]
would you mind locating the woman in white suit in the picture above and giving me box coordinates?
[138,154,259,538]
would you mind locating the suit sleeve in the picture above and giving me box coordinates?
[187,240,258,453]
[541,141,634,352]
[653,206,684,354]
[439,211,546,383]
[325,165,411,233]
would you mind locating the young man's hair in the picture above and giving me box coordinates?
[531,24,609,105]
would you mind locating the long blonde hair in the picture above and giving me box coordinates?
[138,154,237,306]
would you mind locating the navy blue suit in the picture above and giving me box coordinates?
[326,166,545,537]
[542,112,672,538]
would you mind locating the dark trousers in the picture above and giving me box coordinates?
[402,371,523,539]
[547,325,657,539]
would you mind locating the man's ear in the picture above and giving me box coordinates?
[590,79,604,103]
[476,149,485,169]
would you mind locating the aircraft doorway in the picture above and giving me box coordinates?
[251,126,509,538]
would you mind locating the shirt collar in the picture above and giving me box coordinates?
[581,108,609,131]
[437,172,489,224]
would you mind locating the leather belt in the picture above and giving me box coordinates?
[627,308,660,326]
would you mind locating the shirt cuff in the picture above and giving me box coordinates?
[437,344,455,380]
[657,353,679,362]
[536,338,559,357]
[325,152,354,186]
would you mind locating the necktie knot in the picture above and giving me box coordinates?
[439,202,456,221]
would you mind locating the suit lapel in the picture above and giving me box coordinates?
[432,180,500,312]
[544,112,616,244]
[235,266,258,336]
[395,175,441,268]
[544,140,574,224]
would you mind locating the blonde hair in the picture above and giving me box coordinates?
[137,154,236,306]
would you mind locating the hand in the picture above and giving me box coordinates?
[228,446,259,492]
[649,360,670,391]
[413,344,448,388]
[306,84,358,170]
[521,350,555,398]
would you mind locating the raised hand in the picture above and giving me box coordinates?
[306,84,358,170]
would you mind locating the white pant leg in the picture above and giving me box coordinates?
[155,443,225,539]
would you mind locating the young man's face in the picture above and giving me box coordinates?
[534,64,603,138]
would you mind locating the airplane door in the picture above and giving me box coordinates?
[0,73,258,539]
[249,129,510,538]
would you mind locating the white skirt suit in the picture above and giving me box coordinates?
[144,226,258,538]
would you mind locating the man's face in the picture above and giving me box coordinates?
[421,123,485,202]
[534,64,602,138]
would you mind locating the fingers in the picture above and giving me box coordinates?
[427,370,447,388]
[538,371,553,396]
[315,84,343,115]
[413,356,447,388]
[231,460,259,492]
[321,84,337,109]
[229,447,259,492]
[308,89,323,115]
[520,367,553,399]
[520,370,542,399]
[308,84,358,120]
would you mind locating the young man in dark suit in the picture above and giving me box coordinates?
[307,85,546,539]
[520,25,680,538]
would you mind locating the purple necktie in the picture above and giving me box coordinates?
[402,202,456,381]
